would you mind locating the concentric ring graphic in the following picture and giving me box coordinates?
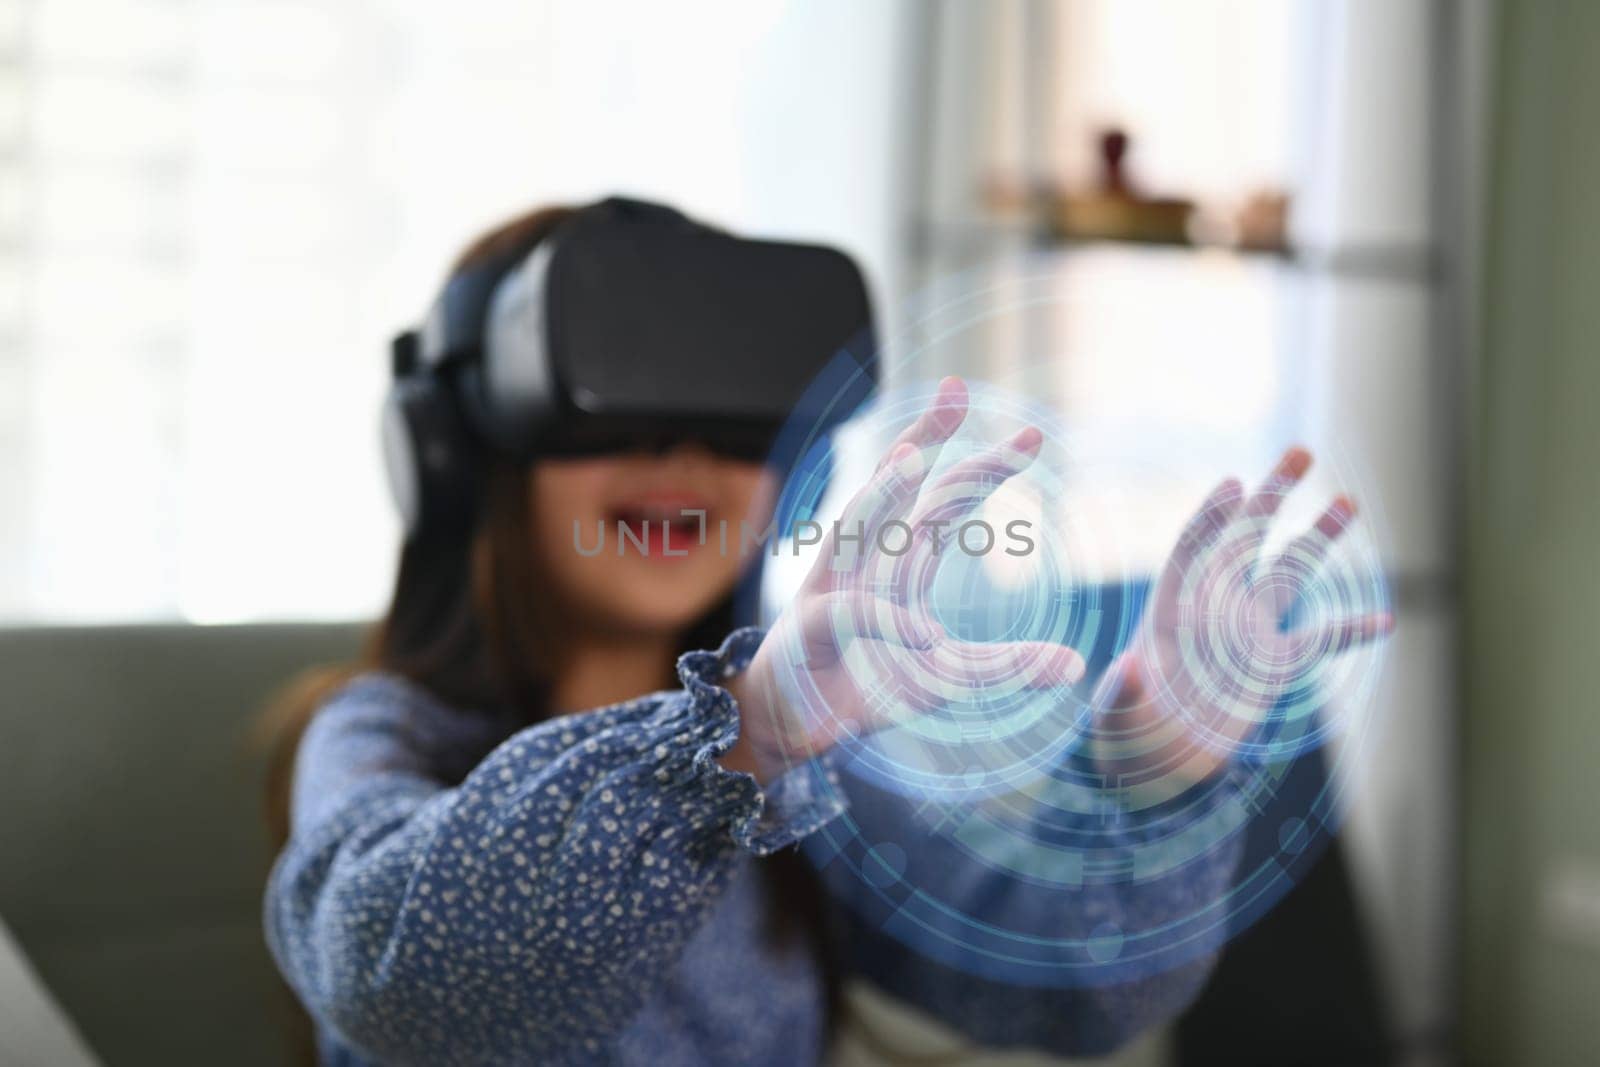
[753,263,1394,989]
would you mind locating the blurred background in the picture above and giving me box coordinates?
[0,0,1594,1064]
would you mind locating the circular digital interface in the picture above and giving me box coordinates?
[755,265,1394,988]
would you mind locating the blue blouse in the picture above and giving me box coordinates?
[265,627,1243,1065]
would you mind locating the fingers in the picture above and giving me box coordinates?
[1311,494,1358,542]
[1263,494,1357,614]
[874,375,968,474]
[1239,447,1311,563]
[803,440,929,592]
[804,378,969,593]
[1305,610,1394,653]
[1171,477,1245,569]
[903,425,1043,535]
[1243,446,1312,521]
[850,424,1042,609]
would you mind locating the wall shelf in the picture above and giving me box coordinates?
[910,216,1441,285]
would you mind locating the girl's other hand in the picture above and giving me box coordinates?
[1088,447,1394,794]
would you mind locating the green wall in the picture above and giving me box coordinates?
[1464,1,1600,1063]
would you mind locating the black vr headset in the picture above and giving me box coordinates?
[383,196,878,536]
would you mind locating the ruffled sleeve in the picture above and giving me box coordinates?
[676,625,846,854]
[264,627,841,1065]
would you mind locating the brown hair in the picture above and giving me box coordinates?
[260,203,839,1059]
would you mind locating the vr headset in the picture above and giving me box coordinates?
[383,197,878,536]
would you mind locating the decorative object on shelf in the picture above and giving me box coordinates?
[1052,128,1195,246]
[1234,188,1293,254]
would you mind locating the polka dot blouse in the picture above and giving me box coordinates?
[265,627,1243,1065]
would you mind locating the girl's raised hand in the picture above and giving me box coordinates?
[725,376,1085,782]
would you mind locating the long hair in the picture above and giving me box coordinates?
[259,204,840,1061]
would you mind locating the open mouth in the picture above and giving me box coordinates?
[607,497,710,559]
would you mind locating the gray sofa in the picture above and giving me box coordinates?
[0,623,363,1066]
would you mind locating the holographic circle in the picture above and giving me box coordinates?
[757,261,1394,989]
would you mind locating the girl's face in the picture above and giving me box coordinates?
[529,446,775,637]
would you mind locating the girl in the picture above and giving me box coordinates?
[263,203,1386,1065]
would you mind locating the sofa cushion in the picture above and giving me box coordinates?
[0,622,363,1067]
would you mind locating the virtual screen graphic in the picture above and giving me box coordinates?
[750,271,1394,989]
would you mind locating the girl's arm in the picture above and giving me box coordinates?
[263,632,838,1065]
